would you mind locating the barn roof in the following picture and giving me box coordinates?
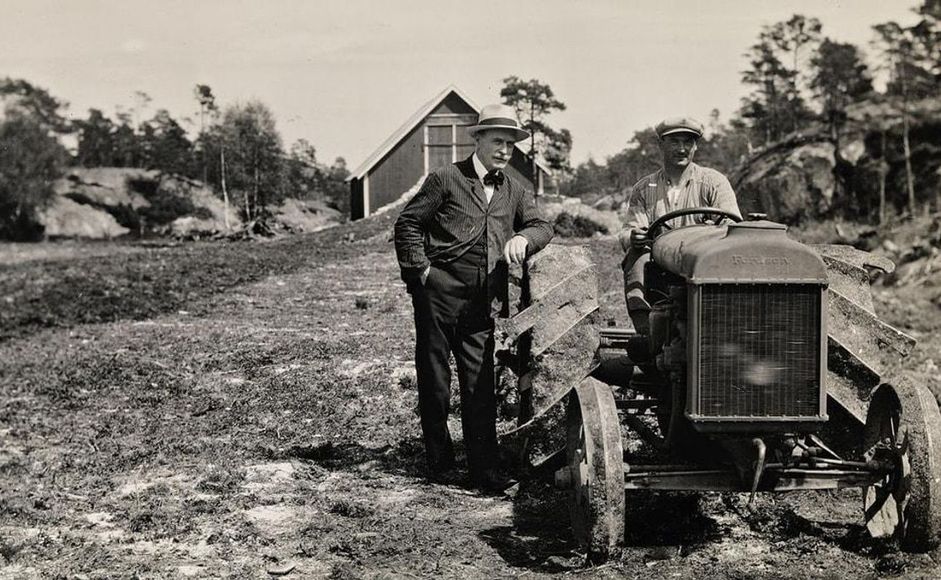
[346,85,551,181]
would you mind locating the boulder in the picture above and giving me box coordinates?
[270,198,342,233]
[38,196,129,239]
[54,167,154,209]
[539,196,621,236]
[167,215,220,239]
[733,135,838,223]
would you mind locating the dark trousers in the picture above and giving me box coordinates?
[410,245,497,477]
[622,247,651,334]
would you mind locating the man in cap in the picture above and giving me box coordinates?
[394,104,553,491]
[617,117,741,333]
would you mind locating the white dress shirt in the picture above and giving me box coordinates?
[472,154,495,204]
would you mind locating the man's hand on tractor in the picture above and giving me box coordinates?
[630,227,651,249]
[504,235,529,265]
[619,227,652,252]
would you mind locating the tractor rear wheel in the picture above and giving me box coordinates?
[863,374,941,552]
[561,378,625,560]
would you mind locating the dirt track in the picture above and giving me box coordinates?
[2,216,941,578]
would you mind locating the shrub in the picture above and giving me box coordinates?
[135,179,202,226]
[553,212,609,238]
[0,115,66,240]
[109,203,143,231]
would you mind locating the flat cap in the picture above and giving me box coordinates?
[656,117,704,139]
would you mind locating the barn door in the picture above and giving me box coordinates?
[426,125,453,171]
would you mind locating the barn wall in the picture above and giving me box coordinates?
[435,93,477,115]
[428,96,476,167]
[356,89,548,218]
[507,148,542,193]
[367,93,479,213]
[368,124,425,211]
[360,137,546,219]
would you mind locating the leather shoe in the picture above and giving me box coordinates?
[426,460,460,485]
[471,469,514,494]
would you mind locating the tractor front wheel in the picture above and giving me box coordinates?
[863,374,941,552]
[558,377,625,561]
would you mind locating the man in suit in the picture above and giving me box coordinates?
[394,104,554,491]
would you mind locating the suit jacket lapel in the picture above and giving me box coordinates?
[489,177,508,208]
[456,156,488,210]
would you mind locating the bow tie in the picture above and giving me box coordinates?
[483,169,504,187]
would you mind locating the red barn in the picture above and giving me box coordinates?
[346,86,550,220]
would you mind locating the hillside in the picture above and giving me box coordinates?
[37,167,342,240]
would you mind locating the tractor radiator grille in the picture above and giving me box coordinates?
[697,284,821,418]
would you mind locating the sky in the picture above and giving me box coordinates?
[0,0,923,168]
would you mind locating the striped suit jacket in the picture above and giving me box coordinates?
[394,156,554,286]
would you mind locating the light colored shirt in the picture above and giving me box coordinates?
[472,153,495,204]
[618,162,741,251]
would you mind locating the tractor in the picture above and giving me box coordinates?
[496,208,941,560]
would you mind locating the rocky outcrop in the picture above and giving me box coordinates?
[41,167,242,239]
[732,134,839,223]
[39,166,347,240]
[163,175,242,238]
[53,167,154,209]
[268,198,342,233]
[731,96,941,224]
[39,196,129,239]
[38,167,155,238]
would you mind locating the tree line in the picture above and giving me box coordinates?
[0,80,349,240]
[561,1,941,225]
[4,2,939,240]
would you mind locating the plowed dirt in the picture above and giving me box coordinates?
[1,214,940,578]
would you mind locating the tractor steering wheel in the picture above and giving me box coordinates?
[646,207,743,240]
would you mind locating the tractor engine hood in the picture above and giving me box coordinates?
[650,220,828,284]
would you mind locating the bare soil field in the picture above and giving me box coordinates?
[2,213,941,579]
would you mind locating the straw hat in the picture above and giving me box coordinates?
[467,104,529,142]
